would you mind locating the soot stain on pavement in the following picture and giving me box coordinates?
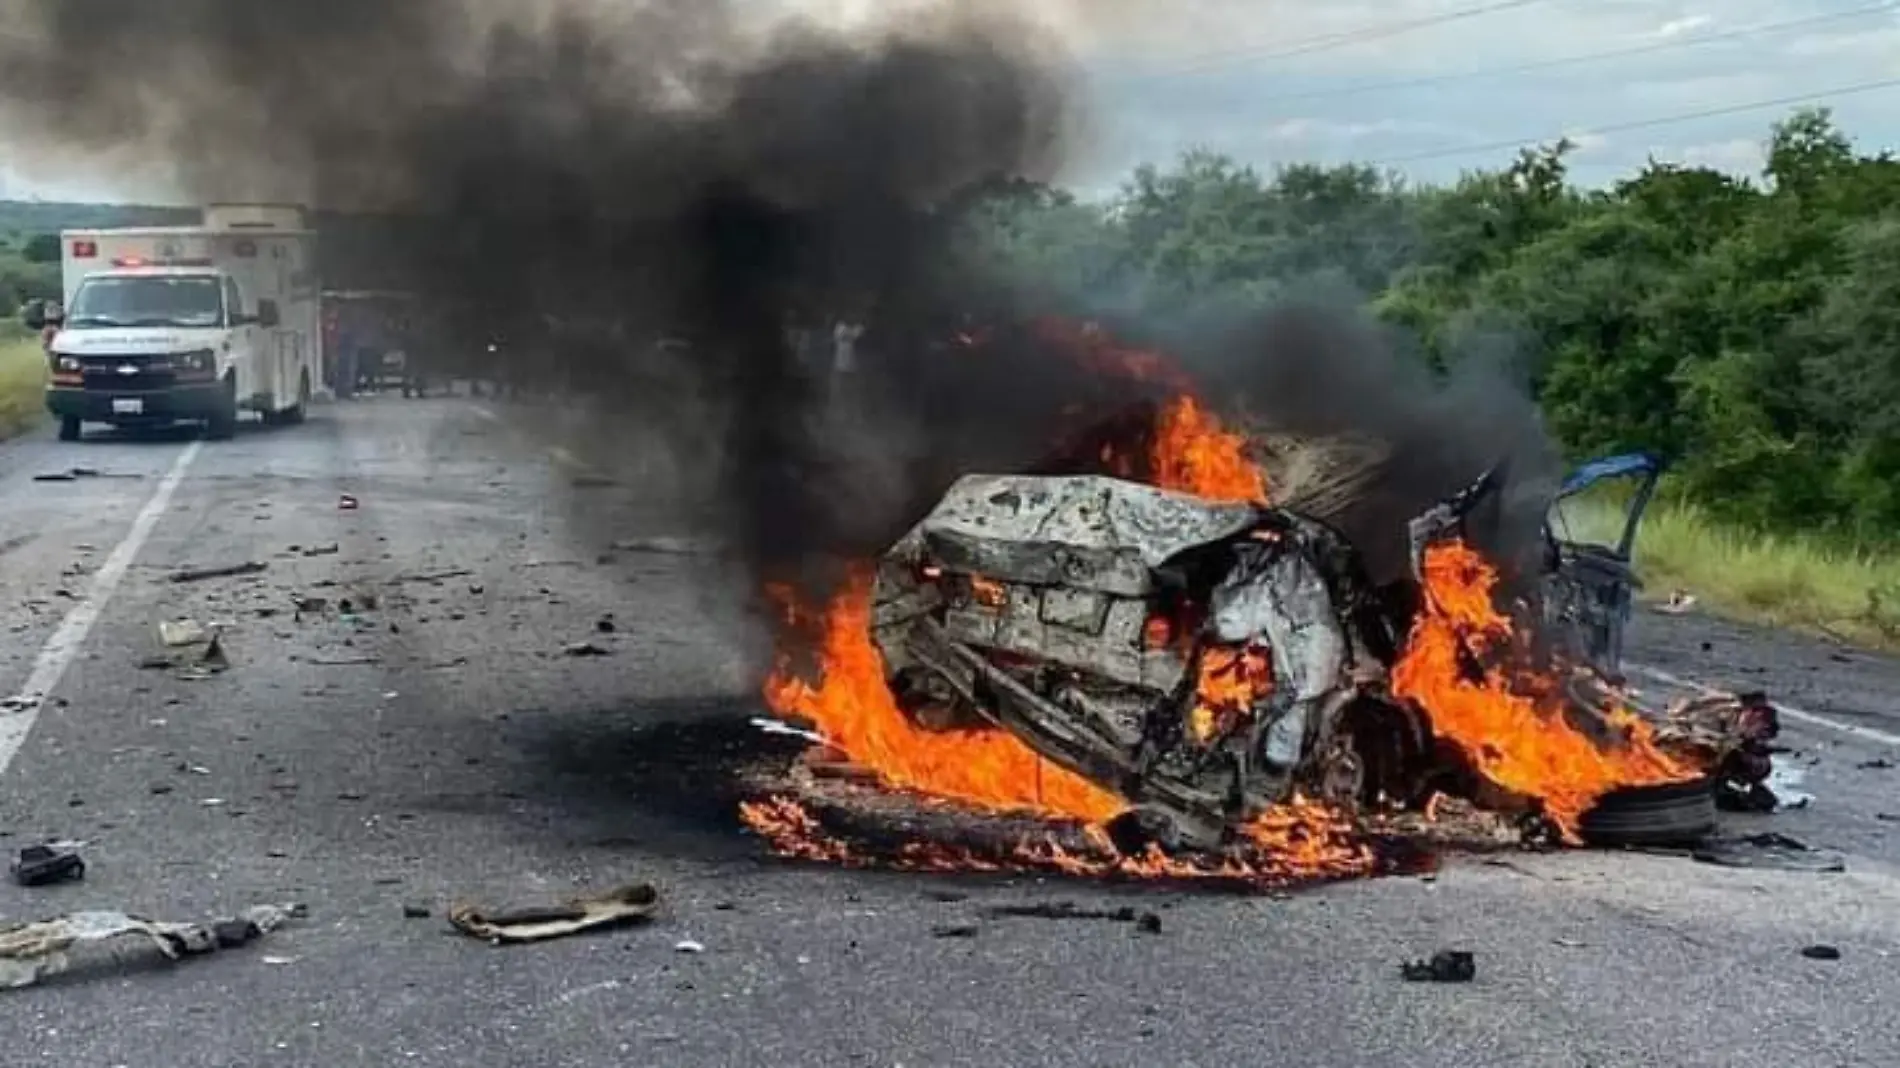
[502,701,801,862]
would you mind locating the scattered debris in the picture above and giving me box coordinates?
[11,845,84,887]
[1857,758,1893,770]
[596,614,616,634]
[1655,589,1699,615]
[1654,692,1781,812]
[751,717,829,746]
[563,641,610,658]
[673,939,705,954]
[402,903,432,920]
[982,902,1163,933]
[930,924,980,939]
[1401,950,1476,983]
[1801,944,1842,961]
[0,695,37,714]
[1692,832,1845,873]
[158,620,210,647]
[338,494,359,510]
[32,467,136,483]
[300,544,341,558]
[393,569,473,585]
[168,561,268,584]
[609,536,705,556]
[447,883,658,945]
[139,626,230,680]
[0,903,303,990]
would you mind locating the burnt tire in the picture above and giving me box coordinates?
[1577,778,1717,847]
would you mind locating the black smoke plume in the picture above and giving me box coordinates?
[0,0,1559,600]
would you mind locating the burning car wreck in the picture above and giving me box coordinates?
[866,471,1433,854]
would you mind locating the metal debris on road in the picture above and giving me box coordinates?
[447,882,658,945]
[0,903,304,990]
[1401,950,1476,983]
[609,536,706,556]
[158,620,210,647]
[168,561,269,584]
[32,467,138,483]
[1801,944,1842,961]
[673,939,705,954]
[1691,832,1846,873]
[930,924,980,939]
[11,845,85,887]
[1654,691,1782,812]
[338,494,360,510]
[139,625,230,680]
[982,902,1163,933]
[750,717,829,746]
[563,641,611,657]
[1655,589,1699,615]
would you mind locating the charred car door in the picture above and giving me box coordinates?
[1540,452,1662,681]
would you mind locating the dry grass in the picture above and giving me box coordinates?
[1562,493,1900,652]
[0,336,43,442]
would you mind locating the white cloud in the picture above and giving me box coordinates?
[1652,14,1713,39]
[1075,0,1900,187]
[1677,137,1766,172]
[12,0,1900,200]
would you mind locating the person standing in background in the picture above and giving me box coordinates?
[38,300,61,355]
[830,315,863,405]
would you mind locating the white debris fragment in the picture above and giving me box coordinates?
[158,620,210,647]
[749,718,828,746]
[674,939,705,954]
[0,903,304,990]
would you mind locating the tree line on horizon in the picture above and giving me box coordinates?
[959,107,1900,545]
[5,108,1898,543]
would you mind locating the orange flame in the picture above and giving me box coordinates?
[765,576,1125,822]
[1392,541,1695,838]
[1152,396,1268,504]
[747,373,1371,880]
[738,794,1377,888]
[1190,645,1273,742]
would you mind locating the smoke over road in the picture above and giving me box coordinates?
[0,0,1558,599]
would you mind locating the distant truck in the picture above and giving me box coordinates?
[23,202,321,441]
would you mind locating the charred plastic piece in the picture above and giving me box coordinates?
[870,474,1430,852]
[11,846,84,887]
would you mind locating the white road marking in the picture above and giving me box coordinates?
[0,441,203,776]
[1629,662,1900,749]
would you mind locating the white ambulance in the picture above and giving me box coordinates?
[28,202,321,441]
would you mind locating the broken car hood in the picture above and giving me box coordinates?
[913,474,1261,597]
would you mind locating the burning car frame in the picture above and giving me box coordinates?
[743,360,1744,885]
[867,470,1435,853]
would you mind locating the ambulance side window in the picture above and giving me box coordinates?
[223,278,244,325]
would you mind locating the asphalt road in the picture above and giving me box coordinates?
[1,397,1897,1068]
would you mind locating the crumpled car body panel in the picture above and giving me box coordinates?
[871,474,1425,849]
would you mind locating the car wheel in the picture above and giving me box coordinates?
[284,370,310,425]
[204,378,238,441]
[56,416,81,442]
[1577,778,1717,847]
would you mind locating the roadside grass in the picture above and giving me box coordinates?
[0,334,43,442]
[1562,493,1900,652]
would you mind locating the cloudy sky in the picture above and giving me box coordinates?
[1075,0,1900,189]
[3,0,1897,202]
